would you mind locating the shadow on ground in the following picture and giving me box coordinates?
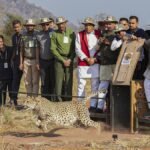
[0,127,66,138]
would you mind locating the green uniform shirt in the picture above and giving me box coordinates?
[50,28,75,62]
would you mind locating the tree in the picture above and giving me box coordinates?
[2,13,23,45]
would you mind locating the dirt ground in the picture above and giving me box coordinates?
[0,126,150,150]
[0,105,150,150]
[0,89,149,150]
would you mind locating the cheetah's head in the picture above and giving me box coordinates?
[23,97,41,110]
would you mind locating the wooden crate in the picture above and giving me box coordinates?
[113,39,144,85]
[130,80,148,133]
[111,85,130,131]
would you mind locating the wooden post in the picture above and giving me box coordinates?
[130,81,136,133]
[130,80,147,133]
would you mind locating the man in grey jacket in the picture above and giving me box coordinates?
[37,18,55,100]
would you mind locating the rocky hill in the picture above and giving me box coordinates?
[0,0,77,30]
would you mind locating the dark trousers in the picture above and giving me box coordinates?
[0,80,12,106]
[133,60,147,80]
[54,60,73,101]
[133,49,148,80]
[11,62,23,102]
[40,59,55,100]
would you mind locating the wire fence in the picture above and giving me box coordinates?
[0,90,105,106]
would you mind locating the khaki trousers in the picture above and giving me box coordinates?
[23,60,39,97]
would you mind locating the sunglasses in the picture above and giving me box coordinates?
[42,23,49,26]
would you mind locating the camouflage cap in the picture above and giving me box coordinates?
[97,19,106,25]
[39,17,52,25]
[49,17,54,22]
[104,16,118,23]
[56,16,68,24]
[82,17,95,26]
[24,18,36,26]
[114,24,126,32]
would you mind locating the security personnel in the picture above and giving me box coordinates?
[49,17,55,31]
[37,18,55,100]
[50,16,75,101]
[0,35,13,106]
[97,16,118,112]
[127,16,147,80]
[20,19,39,97]
[11,20,23,106]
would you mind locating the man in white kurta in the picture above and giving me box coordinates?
[75,17,100,112]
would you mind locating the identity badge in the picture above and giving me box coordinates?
[63,36,69,43]
[4,63,8,69]
[16,50,18,55]
[29,41,34,47]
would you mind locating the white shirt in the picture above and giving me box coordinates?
[111,38,123,51]
[75,31,100,78]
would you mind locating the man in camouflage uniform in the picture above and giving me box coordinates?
[20,19,39,97]
[97,16,118,112]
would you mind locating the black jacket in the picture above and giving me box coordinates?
[0,46,13,80]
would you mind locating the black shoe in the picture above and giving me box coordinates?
[13,100,18,106]
[89,107,97,113]
[96,108,103,113]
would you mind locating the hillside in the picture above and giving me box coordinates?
[0,0,77,30]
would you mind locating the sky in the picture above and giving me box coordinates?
[27,0,150,28]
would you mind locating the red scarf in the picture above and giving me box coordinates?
[78,30,101,66]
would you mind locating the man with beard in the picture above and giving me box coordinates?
[20,19,40,98]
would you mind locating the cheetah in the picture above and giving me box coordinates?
[24,90,107,132]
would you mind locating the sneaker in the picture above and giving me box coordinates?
[14,100,18,106]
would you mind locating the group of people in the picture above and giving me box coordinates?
[0,15,150,117]
[76,15,150,114]
[0,16,75,106]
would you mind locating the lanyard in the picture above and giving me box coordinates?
[5,49,7,61]
[15,34,21,55]
[0,48,7,61]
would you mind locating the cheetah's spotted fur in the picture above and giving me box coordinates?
[24,90,107,132]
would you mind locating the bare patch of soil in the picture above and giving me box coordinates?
[0,127,150,150]
[0,97,150,150]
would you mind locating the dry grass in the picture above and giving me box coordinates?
[0,70,91,133]
[89,136,150,150]
[0,71,150,150]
